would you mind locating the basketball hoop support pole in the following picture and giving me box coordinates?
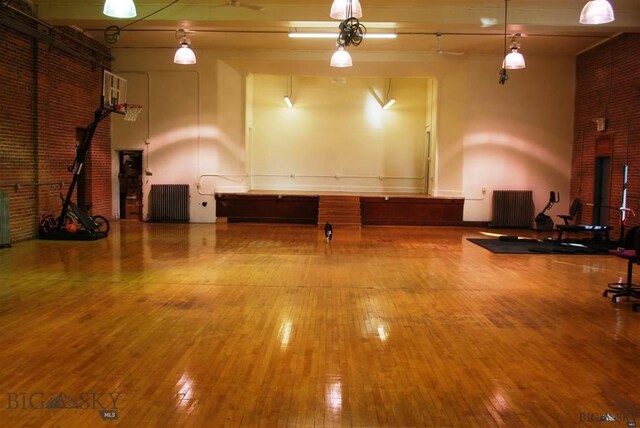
[56,105,115,231]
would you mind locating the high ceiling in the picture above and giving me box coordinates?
[30,0,640,56]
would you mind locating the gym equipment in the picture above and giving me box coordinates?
[40,71,140,241]
[570,165,634,246]
[557,198,581,225]
[115,103,143,122]
[603,226,640,307]
[534,191,559,231]
[554,197,613,243]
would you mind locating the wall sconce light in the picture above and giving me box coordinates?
[174,29,196,64]
[103,0,137,18]
[284,96,293,108]
[284,76,293,108]
[580,0,615,24]
[382,78,395,109]
[382,99,396,110]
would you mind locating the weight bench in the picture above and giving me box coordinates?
[555,224,611,243]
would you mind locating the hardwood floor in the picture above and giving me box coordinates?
[0,222,638,427]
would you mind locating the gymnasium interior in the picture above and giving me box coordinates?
[1,0,639,426]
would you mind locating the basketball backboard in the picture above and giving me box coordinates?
[102,70,127,107]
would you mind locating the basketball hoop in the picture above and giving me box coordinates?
[114,103,143,122]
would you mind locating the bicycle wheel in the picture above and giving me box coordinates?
[39,213,56,234]
[93,215,110,233]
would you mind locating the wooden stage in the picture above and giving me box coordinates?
[215,191,465,226]
[0,222,638,426]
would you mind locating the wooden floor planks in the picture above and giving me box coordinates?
[0,221,638,427]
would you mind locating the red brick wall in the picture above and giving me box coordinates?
[0,4,111,243]
[573,33,640,240]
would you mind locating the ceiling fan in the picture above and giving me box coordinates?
[212,0,265,11]
[434,33,465,56]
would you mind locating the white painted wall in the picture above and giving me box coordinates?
[110,48,575,223]
[461,55,575,222]
[250,75,432,192]
[111,50,246,223]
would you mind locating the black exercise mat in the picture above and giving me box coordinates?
[467,238,612,254]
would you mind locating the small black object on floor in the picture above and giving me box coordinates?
[467,238,613,254]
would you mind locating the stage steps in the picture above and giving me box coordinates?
[318,195,361,227]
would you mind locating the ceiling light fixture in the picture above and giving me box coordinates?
[103,0,180,44]
[579,0,615,24]
[503,35,525,69]
[103,0,137,18]
[174,29,196,64]
[289,32,395,39]
[329,1,366,67]
[498,0,514,84]
[330,0,362,20]
[330,46,352,67]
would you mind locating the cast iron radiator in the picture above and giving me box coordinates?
[150,184,190,222]
[491,190,534,228]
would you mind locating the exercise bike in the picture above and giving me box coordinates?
[535,191,559,231]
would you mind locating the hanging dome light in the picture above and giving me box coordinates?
[330,0,363,20]
[174,41,197,65]
[579,0,615,24]
[330,46,352,67]
[103,0,137,18]
[503,40,525,69]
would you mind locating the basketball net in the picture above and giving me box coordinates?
[114,103,143,122]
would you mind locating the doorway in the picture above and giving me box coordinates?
[118,151,143,220]
[593,156,611,225]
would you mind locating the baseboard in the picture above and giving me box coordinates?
[462,221,490,227]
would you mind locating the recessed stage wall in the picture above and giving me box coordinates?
[248,75,436,194]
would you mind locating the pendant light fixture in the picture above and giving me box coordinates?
[174,29,196,65]
[330,45,352,67]
[103,0,137,18]
[329,0,366,68]
[498,0,524,84]
[103,1,180,44]
[579,0,615,24]
[503,35,525,69]
[330,0,362,20]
